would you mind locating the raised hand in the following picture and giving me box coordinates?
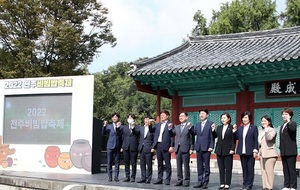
[103,120,108,127]
[116,122,121,128]
[211,123,216,131]
[130,122,135,129]
[233,124,237,132]
[187,122,192,129]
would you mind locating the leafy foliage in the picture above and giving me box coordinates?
[93,62,171,125]
[192,10,209,36]
[0,0,116,78]
[193,0,280,35]
[280,0,300,27]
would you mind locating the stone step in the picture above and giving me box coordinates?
[150,158,300,176]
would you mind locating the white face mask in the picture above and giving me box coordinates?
[127,118,134,124]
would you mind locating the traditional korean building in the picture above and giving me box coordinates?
[129,26,300,155]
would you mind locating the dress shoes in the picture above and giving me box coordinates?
[165,181,170,185]
[153,180,163,184]
[145,180,151,184]
[193,184,203,188]
[123,177,130,182]
[130,178,135,182]
[183,183,190,187]
[174,181,183,186]
[108,177,112,182]
[137,179,146,183]
[202,184,208,189]
[114,177,119,182]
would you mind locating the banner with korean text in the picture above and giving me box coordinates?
[0,75,94,174]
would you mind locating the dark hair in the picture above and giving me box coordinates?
[145,115,153,119]
[221,112,231,124]
[128,114,135,119]
[199,108,209,115]
[281,108,294,118]
[180,112,188,116]
[160,110,170,116]
[241,111,252,121]
[111,112,120,118]
[261,115,273,128]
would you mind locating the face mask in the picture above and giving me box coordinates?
[127,118,134,124]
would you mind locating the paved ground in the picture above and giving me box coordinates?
[1,168,299,190]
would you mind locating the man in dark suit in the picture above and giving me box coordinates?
[121,114,139,182]
[191,108,215,189]
[171,112,195,187]
[234,111,258,190]
[279,108,297,190]
[102,112,123,182]
[132,115,155,184]
[151,110,174,185]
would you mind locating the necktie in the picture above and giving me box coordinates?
[201,122,205,132]
[144,127,148,138]
[181,124,184,133]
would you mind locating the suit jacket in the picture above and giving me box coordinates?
[102,123,123,150]
[279,121,297,156]
[133,126,154,153]
[258,127,278,158]
[151,121,174,151]
[121,125,140,151]
[192,120,215,152]
[172,124,195,153]
[235,124,258,156]
[214,124,235,156]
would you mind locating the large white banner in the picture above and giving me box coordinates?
[0,75,94,174]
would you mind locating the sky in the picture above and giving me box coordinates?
[88,0,287,73]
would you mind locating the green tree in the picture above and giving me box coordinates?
[93,62,171,125]
[192,10,209,36]
[193,0,279,35]
[0,0,116,78]
[281,0,300,27]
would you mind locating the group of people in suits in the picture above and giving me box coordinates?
[101,108,298,190]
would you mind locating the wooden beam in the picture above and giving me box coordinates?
[134,80,171,99]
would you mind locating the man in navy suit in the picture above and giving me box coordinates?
[171,112,195,187]
[121,114,139,182]
[132,115,155,184]
[191,109,215,189]
[234,111,258,190]
[102,113,123,182]
[151,110,174,185]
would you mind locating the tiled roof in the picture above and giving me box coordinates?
[130,27,300,77]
